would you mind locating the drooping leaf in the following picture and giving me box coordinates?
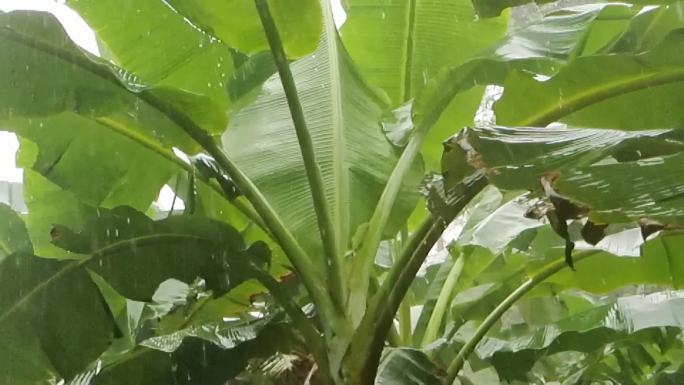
[86,267,284,381]
[66,0,234,133]
[443,125,684,226]
[50,205,269,298]
[495,29,684,127]
[0,206,268,381]
[223,3,423,261]
[0,10,200,150]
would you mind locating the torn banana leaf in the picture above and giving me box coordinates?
[442,125,684,227]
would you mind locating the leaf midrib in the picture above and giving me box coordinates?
[402,0,417,101]
[322,0,349,258]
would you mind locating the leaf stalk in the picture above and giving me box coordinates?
[254,0,347,314]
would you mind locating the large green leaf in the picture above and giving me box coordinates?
[413,2,641,113]
[418,217,684,376]
[412,188,537,346]
[0,207,54,385]
[51,205,269,298]
[443,229,684,327]
[17,167,115,258]
[543,231,684,292]
[0,206,266,381]
[14,117,231,259]
[0,251,112,383]
[223,2,423,261]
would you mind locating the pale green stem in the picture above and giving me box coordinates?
[166,173,181,218]
[445,250,600,383]
[401,0,417,100]
[347,174,487,385]
[398,299,412,345]
[349,215,443,385]
[387,324,402,347]
[254,0,346,312]
[347,124,430,324]
[421,254,464,348]
[398,226,412,345]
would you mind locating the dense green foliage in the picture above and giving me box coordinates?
[3,0,684,384]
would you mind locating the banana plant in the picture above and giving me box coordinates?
[3,0,684,384]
